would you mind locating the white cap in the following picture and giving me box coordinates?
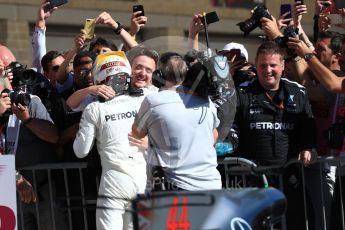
[219,42,249,61]
[93,51,131,85]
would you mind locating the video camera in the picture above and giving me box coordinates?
[183,49,234,100]
[237,5,272,36]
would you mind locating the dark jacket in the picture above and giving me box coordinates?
[230,77,316,166]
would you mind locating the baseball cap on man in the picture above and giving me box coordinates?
[93,51,131,85]
[218,42,248,61]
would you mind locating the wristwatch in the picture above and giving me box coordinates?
[303,53,316,62]
[114,21,123,35]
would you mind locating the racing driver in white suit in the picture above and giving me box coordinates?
[73,51,151,230]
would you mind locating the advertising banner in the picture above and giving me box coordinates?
[0,155,17,230]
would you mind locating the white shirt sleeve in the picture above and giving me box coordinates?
[73,103,98,158]
[32,27,46,74]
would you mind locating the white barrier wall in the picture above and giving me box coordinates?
[0,155,17,230]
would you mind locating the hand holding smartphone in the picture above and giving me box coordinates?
[84,19,95,40]
[133,5,145,17]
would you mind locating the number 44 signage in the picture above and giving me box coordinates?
[166,197,190,230]
[0,155,17,230]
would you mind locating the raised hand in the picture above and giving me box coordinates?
[129,11,147,36]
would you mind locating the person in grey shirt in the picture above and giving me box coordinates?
[132,52,221,191]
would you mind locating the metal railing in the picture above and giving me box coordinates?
[14,156,345,230]
[17,162,98,230]
[218,156,345,230]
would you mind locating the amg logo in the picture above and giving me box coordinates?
[105,111,137,122]
[250,122,294,130]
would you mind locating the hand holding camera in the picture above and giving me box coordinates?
[286,37,313,58]
[237,5,272,36]
[260,15,283,40]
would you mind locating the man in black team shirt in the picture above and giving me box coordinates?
[229,41,316,229]
[230,41,315,166]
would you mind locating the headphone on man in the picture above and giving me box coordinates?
[152,52,184,88]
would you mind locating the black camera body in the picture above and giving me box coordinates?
[274,26,299,48]
[6,62,37,89]
[274,26,299,58]
[324,122,345,149]
[237,5,272,36]
[2,88,31,107]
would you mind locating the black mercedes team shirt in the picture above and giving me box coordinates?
[230,78,316,166]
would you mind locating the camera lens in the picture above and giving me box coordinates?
[237,19,257,36]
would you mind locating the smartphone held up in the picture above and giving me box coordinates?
[280,4,292,19]
[84,19,95,40]
[49,0,68,9]
[133,5,145,16]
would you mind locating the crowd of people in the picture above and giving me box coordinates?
[2,0,345,229]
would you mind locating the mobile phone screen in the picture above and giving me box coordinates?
[280,4,292,19]
[133,5,145,17]
[84,19,95,40]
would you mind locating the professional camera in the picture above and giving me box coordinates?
[274,26,299,48]
[6,62,37,89]
[324,122,345,149]
[183,49,234,100]
[237,5,272,36]
[2,88,31,107]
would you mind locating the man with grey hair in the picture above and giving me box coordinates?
[132,52,221,191]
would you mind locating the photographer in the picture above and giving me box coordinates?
[132,52,221,191]
[0,67,67,229]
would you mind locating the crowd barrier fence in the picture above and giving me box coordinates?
[16,156,345,230]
